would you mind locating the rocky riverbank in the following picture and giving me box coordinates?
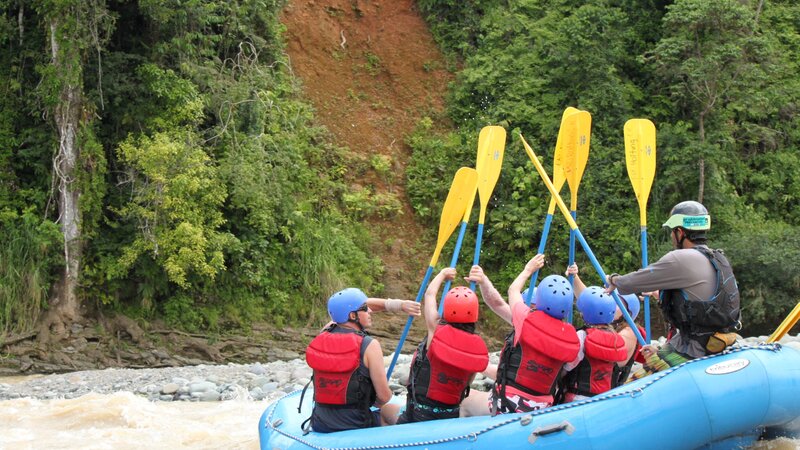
[2,335,797,403]
[0,352,500,403]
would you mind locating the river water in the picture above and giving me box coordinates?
[2,390,799,449]
[2,354,799,450]
[0,390,278,449]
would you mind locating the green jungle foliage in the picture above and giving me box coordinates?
[1,0,798,338]
[0,0,381,334]
[411,0,800,335]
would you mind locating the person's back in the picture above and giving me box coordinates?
[562,287,627,402]
[492,274,580,413]
[566,264,644,386]
[402,323,488,422]
[399,272,489,423]
[307,324,377,431]
[305,288,419,432]
[659,246,740,356]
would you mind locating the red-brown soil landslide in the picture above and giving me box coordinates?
[281,0,453,299]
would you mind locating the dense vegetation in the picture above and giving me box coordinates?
[1,0,797,340]
[409,0,800,335]
[0,0,381,336]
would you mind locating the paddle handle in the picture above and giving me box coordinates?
[527,214,554,305]
[387,265,434,379]
[641,226,651,342]
[438,221,469,317]
[470,223,485,291]
[567,211,577,323]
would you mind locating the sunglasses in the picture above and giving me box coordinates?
[354,303,369,313]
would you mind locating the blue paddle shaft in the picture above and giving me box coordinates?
[527,213,553,305]
[387,265,433,379]
[574,231,647,346]
[567,211,577,322]
[641,227,651,342]
[470,223,485,291]
[438,221,468,317]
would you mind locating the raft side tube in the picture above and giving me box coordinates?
[259,346,800,450]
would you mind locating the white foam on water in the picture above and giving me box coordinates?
[0,392,275,449]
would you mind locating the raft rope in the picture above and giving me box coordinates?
[263,343,782,450]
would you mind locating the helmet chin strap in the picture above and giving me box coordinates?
[349,312,365,331]
[674,228,688,249]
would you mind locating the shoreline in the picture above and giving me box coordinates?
[1,335,797,403]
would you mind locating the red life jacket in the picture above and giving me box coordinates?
[409,324,489,406]
[496,310,580,397]
[305,326,375,407]
[565,327,627,397]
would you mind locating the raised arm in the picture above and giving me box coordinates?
[424,268,456,338]
[565,263,586,299]
[509,254,545,310]
[465,265,512,324]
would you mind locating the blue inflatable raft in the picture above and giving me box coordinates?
[259,344,800,450]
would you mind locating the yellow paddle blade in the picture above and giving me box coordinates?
[475,126,506,223]
[624,118,657,226]
[767,301,800,343]
[548,108,579,215]
[563,110,592,209]
[430,167,479,266]
[519,134,578,231]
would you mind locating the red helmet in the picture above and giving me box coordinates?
[443,287,479,323]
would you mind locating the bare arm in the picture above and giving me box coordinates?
[465,265,512,324]
[617,327,638,367]
[482,363,498,380]
[366,297,421,316]
[364,339,393,406]
[565,264,586,299]
[508,254,545,310]
[424,268,455,340]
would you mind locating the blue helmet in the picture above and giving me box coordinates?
[522,287,537,306]
[577,286,617,325]
[327,288,368,323]
[535,275,573,320]
[620,293,640,320]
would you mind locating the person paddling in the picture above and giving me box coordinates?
[397,268,489,423]
[304,288,420,432]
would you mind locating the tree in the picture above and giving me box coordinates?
[35,0,113,340]
[651,0,768,203]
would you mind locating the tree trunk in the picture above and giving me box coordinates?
[753,0,764,31]
[698,111,706,203]
[39,18,84,343]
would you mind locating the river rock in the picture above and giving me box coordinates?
[189,381,217,394]
[161,383,179,395]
